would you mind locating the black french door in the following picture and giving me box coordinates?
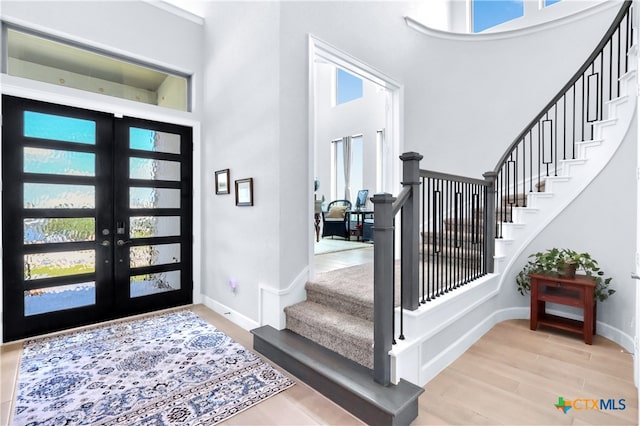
[2,95,192,341]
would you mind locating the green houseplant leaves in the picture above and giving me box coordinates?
[516,248,615,302]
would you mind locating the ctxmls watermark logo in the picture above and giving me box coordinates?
[554,397,626,414]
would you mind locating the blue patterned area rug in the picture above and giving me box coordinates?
[12,310,295,425]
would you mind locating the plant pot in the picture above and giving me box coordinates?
[559,261,577,278]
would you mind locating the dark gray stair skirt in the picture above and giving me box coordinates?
[252,325,423,426]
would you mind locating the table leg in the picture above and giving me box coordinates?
[584,288,594,345]
[314,213,321,242]
[530,281,539,330]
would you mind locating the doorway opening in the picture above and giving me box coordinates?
[308,36,403,274]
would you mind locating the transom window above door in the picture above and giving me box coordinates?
[4,26,190,111]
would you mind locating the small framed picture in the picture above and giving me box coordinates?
[235,178,254,206]
[215,169,230,195]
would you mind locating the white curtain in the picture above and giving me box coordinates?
[342,136,352,201]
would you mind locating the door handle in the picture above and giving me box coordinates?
[632,273,640,280]
[116,239,132,247]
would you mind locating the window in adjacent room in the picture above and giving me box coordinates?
[544,0,561,7]
[376,129,385,193]
[335,68,363,105]
[4,26,190,111]
[472,0,524,32]
[332,135,363,202]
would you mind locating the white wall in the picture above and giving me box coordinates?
[1,0,633,344]
[201,2,282,327]
[201,0,633,341]
[314,62,386,206]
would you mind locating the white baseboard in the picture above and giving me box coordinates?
[202,294,260,331]
[258,267,309,330]
[393,301,633,387]
[416,305,526,386]
[545,307,634,352]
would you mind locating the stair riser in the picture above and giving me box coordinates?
[306,288,374,321]
[285,315,373,369]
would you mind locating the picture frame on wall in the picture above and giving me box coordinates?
[215,169,230,194]
[235,178,254,206]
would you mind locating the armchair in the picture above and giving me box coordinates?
[321,200,352,240]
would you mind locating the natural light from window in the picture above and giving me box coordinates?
[333,136,363,202]
[472,0,563,32]
[336,68,363,105]
[473,0,524,32]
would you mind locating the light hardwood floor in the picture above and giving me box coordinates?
[0,305,363,426]
[1,247,637,425]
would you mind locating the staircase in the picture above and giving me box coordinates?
[492,22,637,279]
[252,3,636,425]
[253,263,424,426]
[285,264,377,369]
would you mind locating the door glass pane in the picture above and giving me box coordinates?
[24,147,95,176]
[130,270,180,298]
[24,282,95,316]
[130,216,180,238]
[130,158,180,181]
[24,250,95,280]
[24,183,95,209]
[130,187,180,209]
[130,243,181,268]
[130,128,181,154]
[24,218,95,244]
[24,111,96,144]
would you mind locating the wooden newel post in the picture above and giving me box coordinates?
[371,192,395,386]
[482,171,497,274]
[400,152,423,311]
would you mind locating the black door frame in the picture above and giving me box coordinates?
[2,95,193,342]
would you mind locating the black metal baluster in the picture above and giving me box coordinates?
[599,52,604,121]
[551,104,558,176]
[392,219,396,345]
[617,27,621,96]
[398,214,404,341]
[421,176,427,303]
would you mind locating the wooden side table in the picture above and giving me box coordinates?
[529,273,596,344]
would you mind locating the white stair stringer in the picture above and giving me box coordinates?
[494,66,637,292]
[387,41,638,389]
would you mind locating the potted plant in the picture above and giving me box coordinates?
[516,248,615,302]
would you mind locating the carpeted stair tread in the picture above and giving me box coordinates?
[285,300,373,369]
[305,262,403,321]
[306,263,375,321]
